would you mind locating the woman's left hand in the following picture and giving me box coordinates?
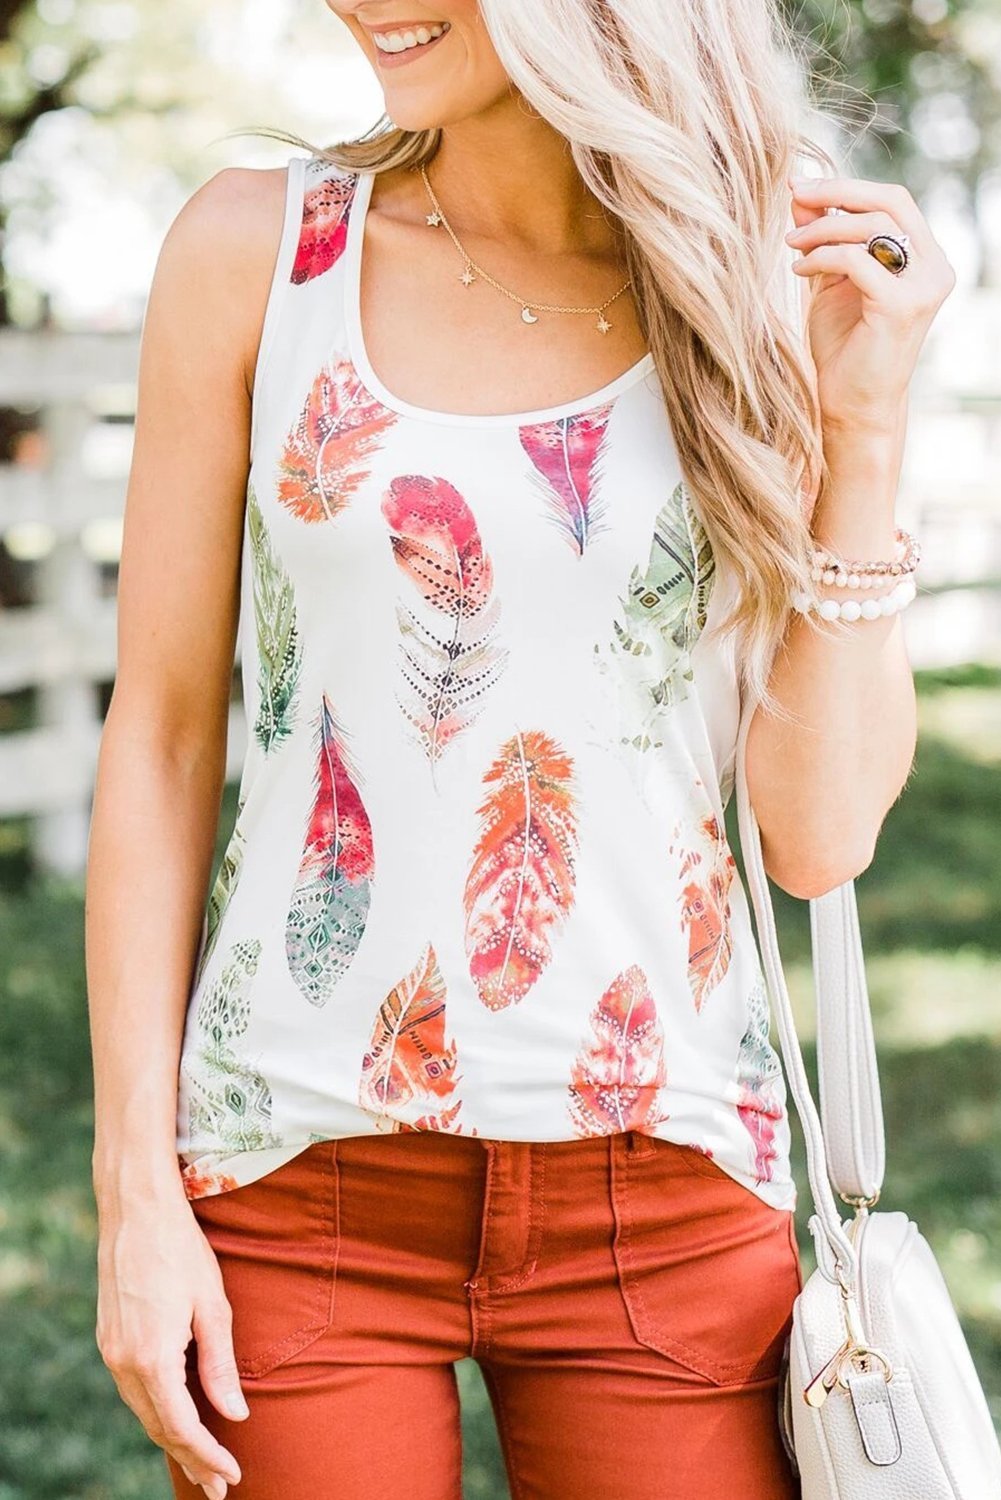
[785,174,957,435]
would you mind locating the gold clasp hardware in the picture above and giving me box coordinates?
[839,1188,880,1216]
[833,1346,893,1393]
[804,1338,853,1407]
[803,1196,893,1408]
[803,1341,894,1409]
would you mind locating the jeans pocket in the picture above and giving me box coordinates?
[189,1141,339,1378]
[609,1132,800,1386]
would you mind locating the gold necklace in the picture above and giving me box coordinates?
[418,164,633,335]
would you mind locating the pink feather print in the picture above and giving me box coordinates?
[669,808,736,1012]
[735,974,783,1183]
[381,475,507,777]
[278,357,396,524]
[464,729,578,1010]
[291,168,357,285]
[567,966,667,1135]
[285,694,374,1006]
[519,404,614,555]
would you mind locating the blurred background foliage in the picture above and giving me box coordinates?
[0,1,999,1497]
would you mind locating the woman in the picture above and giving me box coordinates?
[84,3,954,1498]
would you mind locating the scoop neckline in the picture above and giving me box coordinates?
[341,166,657,429]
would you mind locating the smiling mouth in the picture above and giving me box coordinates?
[370,20,451,54]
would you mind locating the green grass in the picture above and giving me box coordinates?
[0,665,998,1496]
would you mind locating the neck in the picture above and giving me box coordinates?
[427,97,614,256]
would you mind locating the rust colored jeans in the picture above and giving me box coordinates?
[168,1130,803,1500]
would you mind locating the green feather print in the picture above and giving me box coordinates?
[185,939,280,1154]
[194,800,247,987]
[248,483,303,755]
[595,481,715,753]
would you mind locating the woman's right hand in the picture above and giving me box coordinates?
[95,1187,248,1499]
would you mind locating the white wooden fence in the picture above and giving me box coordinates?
[0,330,245,874]
[1,313,999,876]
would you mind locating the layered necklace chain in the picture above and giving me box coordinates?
[418,164,633,335]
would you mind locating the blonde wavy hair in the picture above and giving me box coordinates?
[261,0,849,715]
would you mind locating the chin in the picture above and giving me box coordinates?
[384,86,514,135]
[380,97,449,132]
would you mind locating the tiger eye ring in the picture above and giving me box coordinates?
[865,232,910,275]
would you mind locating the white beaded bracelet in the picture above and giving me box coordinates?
[791,574,917,622]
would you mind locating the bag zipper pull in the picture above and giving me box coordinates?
[803,1337,854,1408]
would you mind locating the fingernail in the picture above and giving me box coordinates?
[225,1392,250,1419]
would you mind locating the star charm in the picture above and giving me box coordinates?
[426,210,443,227]
[459,266,476,286]
[596,314,612,334]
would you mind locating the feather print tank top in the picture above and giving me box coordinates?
[175,153,797,1212]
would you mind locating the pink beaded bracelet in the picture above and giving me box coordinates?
[809,526,920,589]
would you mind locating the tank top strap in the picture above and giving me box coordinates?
[292,154,363,286]
[250,153,361,458]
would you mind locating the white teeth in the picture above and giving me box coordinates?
[373,21,447,52]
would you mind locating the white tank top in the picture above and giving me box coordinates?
[175,153,797,1212]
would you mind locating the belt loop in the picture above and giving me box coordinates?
[624,1128,656,1158]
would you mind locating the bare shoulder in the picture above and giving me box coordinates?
[145,165,292,391]
[165,165,288,265]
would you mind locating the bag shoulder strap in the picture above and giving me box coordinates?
[810,886,885,1200]
[733,692,886,1279]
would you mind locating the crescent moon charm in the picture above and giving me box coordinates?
[521,306,539,324]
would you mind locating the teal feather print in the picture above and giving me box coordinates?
[194,800,247,987]
[286,695,374,1006]
[185,939,280,1154]
[248,484,302,755]
[733,972,784,1183]
[594,480,715,753]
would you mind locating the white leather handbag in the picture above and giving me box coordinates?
[733,693,1001,1499]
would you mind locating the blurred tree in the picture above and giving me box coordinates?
[789,0,1001,197]
[0,0,354,324]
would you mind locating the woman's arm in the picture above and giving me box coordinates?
[85,163,286,1498]
[746,173,955,899]
[745,405,917,899]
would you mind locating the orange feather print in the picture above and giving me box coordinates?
[669,808,736,1012]
[567,966,667,1135]
[278,357,396,524]
[180,1164,241,1201]
[464,729,578,1010]
[397,1100,465,1134]
[359,943,461,1128]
